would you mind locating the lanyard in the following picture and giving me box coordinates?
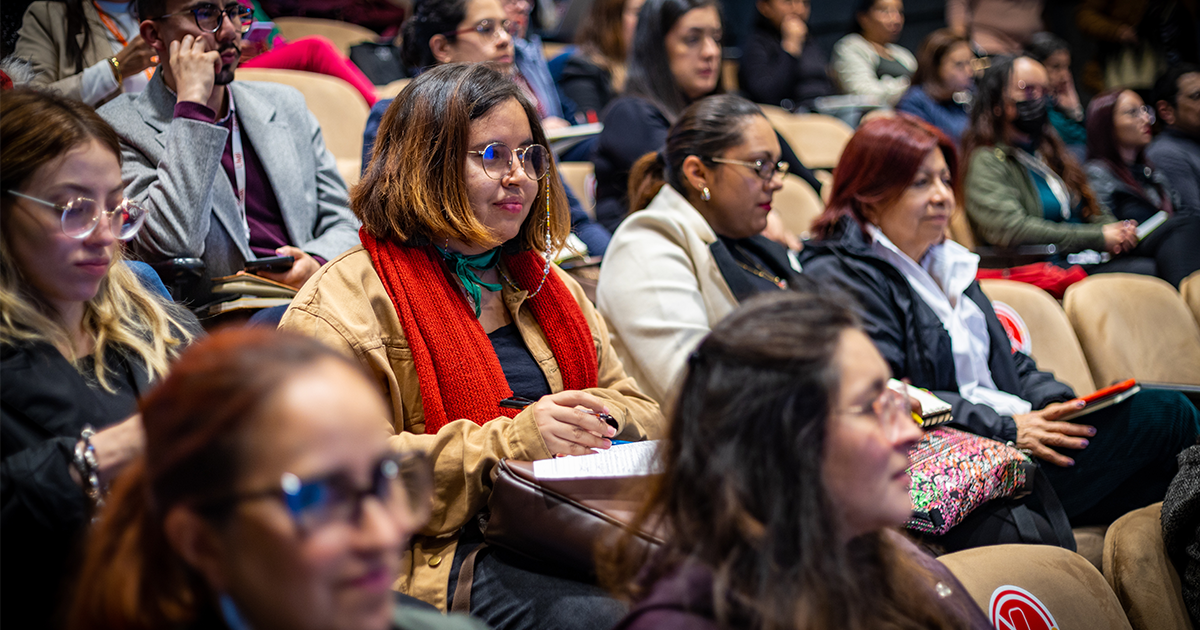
[225,93,251,242]
[92,1,154,81]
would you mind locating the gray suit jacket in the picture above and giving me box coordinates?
[98,72,360,292]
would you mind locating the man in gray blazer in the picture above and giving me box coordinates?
[98,0,360,302]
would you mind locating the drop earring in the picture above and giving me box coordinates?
[701,187,711,202]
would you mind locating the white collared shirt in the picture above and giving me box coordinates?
[867,225,1032,416]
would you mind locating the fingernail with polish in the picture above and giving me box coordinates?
[1080,439,1089,447]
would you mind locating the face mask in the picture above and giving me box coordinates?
[1012,95,1050,137]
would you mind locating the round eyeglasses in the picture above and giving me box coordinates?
[152,2,255,34]
[7,190,148,241]
[709,156,790,181]
[843,386,911,438]
[468,143,551,181]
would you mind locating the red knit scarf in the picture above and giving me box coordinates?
[360,229,599,434]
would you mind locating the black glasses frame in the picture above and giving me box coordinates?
[153,2,254,34]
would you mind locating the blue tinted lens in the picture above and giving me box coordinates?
[281,472,329,516]
[481,144,499,160]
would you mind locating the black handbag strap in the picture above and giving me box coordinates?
[1014,467,1076,551]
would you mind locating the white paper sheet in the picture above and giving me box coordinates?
[532,440,662,479]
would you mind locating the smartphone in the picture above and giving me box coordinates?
[242,21,275,45]
[244,254,294,273]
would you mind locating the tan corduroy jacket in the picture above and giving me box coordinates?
[279,245,665,610]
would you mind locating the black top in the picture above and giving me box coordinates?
[488,324,552,401]
[559,53,618,121]
[591,97,824,233]
[738,12,835,111]
[713,234,797,297]
[2,341,149,630]
[798,216,1076,444]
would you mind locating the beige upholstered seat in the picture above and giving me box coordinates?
[772,173,823,239]
[236,68,370,187]
[1103,503,1193,630]
[1063,273,1200,387]
[272,17,378,55]
[376,78,411,100]
[761,111,854,171]
[939,544,1133,630]
[1182,271,1200,328]
[557,162,596,220]
[980,279,1097,396]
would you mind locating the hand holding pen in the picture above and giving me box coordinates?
[500,391,618,456]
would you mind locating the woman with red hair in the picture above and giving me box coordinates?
[801,113,1199,545]
[1083,89,1200,287]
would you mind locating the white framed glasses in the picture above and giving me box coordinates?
[7,190,148,241]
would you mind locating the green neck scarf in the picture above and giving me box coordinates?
[436,244,503,317]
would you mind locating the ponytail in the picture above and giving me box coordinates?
[628,151,668,214]
[66,460,206,630]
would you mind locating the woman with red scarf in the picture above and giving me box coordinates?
[280,62,663,630]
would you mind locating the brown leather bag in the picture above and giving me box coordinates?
[483,459,663,575]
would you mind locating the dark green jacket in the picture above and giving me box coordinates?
[963,143,1115,252]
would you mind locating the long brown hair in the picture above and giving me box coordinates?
[810,114,958,240]
[0,87,190,389]
[66,329,369,630]
[1085,89,1172,212]
[576,0,633,89]
[960,55,1102,219]
[603,291,966,629]
[353,62,570,253]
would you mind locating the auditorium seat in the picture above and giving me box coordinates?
[1064,273,1200,387]
[939,544,1133,630]
[773,173,823,239]
[236,68,370,187]
[1103,503,1193,630]
[273,17,379,56]
[1182,271,1200,328]
[980,279,1096,396]
[558,162,597,219]
[758,108,854,171]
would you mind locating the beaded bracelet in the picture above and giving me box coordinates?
[73,425,104,511]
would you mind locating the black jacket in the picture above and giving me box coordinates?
[738,12,835,111]
[1,341,151,629]
[799,217,1075,443]
[592,97,823,233]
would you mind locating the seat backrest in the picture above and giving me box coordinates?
[1063,273,1200,387]
[235,68,369,186]
[376,78,411,100]
[766,113,854,170]
[1103,503,1193,630]
[272,17,378,55]
[773,173,823,238]
[980,279,1096,395]
[557,161,596,219]
[948,209,978,250]
[1182,270,1200,329]
[939,544,1133,630]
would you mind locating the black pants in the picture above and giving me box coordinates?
[448,519,628,630]
[1041,389,1200,526]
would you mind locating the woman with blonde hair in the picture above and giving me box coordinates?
[1,86,194,628]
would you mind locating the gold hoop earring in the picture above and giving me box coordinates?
[701,187,711,202]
